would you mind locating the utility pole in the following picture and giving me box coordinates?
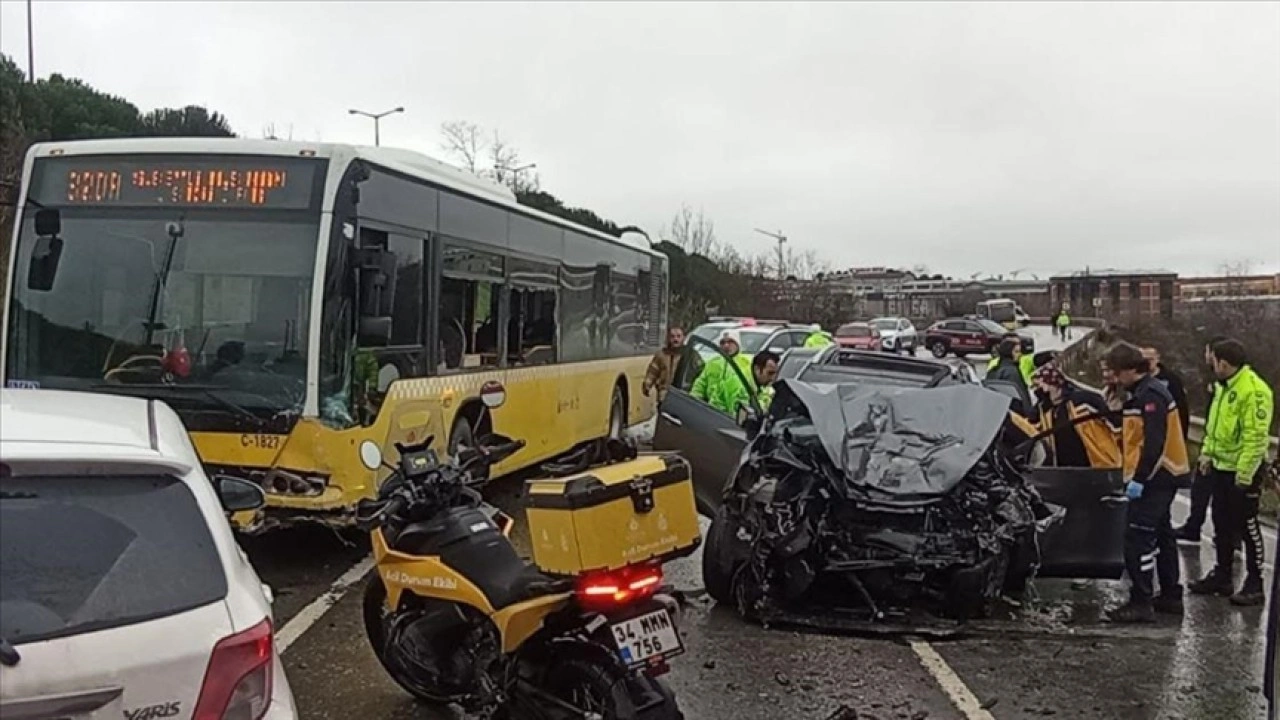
[347,106,404,147]
[27,0,35,82]
[754,228,788,279]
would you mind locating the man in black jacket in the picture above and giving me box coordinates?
[988,339,1025,386]
[1173,336,1229,543]
[1142,346,1190,442]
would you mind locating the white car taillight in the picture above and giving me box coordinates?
[193,618,273,720]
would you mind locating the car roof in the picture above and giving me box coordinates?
[0,389,195,472]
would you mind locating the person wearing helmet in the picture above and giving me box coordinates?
[691,329,754,414]
[804,324,835,349]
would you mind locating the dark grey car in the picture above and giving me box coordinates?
[653,339,1129,580]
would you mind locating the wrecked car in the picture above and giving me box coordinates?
[654,340,1129,624]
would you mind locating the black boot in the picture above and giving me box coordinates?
[1153,592,1185,615]
[1107,599,1156,624]
[1229,576,1265,607]
[1188,569,1235,596]
[1172,524,1201,544]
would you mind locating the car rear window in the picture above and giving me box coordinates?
[837,324,873,337]
[0,474,227,645]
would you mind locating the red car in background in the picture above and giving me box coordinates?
[835,322,882,351]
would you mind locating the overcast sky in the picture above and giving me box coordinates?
[2,1,1277,278]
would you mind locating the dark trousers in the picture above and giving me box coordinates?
[1210,468,1265,579]
[1125,483,1180,602]
[1182,468,1213,534]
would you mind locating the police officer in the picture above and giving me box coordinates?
[691,329,753,414]
[1189,338,1275,606]
[1105,342,1191,623]
[803,324,835,349]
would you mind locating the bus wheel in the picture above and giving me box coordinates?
[608,387,626,441]
[449,413,488,481]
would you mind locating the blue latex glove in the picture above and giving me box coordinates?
[1125,482,1145,500]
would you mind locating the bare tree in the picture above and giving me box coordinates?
[488,130,521,183]
[440,120,484,174]
[791,248,829,281]
[262,123,294,141]
[661,205,717,257]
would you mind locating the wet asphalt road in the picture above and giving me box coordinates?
[244,326,1273,720]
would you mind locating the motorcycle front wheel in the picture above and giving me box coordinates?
[538,658,682,720]
[362,577,470,706]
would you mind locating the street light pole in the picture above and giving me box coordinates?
[497,162,537,189]
[347,106,405,147]
[27,0,35,82]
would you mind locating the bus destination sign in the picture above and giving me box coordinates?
[32,156,320,210]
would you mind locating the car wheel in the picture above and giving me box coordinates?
[930,341,948,358]
[703,505,748,605]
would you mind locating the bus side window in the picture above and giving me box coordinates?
[508,287,557,366]
[438,276,502,373]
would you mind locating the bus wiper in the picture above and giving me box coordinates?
[0,637,20,666]
[91,383,267,429]
[199,389,268,430]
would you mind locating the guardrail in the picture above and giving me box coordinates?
[1053,326,1278,454]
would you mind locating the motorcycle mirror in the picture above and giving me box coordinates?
[359,440,383,471]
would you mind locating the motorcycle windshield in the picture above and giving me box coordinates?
[769,380,1012,502]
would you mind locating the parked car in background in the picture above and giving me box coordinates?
[923,317,1035,358]
[0,389,298,720]
[688,319,815,358]
[834,322,882,351]
[869,317,918,353]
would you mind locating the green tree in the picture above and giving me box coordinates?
[515,189,622,237]
[141,105,234,137]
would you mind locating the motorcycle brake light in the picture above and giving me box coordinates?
[193,618,274,720]
[576,566,663,608]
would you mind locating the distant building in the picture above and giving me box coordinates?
[823,267,916,296]
[1050,269,1178,319]
[1179,273,1280,299]
[973,278,1052,316]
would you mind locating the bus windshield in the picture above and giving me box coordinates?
[6,210,319,430]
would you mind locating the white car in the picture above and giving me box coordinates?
[0,389,297,720]
[869,317,918,353]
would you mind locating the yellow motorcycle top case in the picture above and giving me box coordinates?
[524,453,700,576]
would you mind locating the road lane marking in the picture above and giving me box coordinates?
[276,555,375,654]
[908,640,996,720]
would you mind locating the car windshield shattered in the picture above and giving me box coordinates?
[705,378,1062,628]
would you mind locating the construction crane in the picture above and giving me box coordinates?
[754,228,787,279]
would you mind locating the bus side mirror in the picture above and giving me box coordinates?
[358,316,392,347]
[27,210,65,292]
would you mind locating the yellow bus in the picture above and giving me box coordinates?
[2,138,668,532]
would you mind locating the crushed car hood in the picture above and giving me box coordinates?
[770,379,1012,501]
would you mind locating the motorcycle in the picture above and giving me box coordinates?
[354,434,685,720]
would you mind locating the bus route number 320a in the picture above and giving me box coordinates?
[240,434,283,450]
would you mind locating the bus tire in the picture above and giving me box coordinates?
[449,411,489,482]
[608,386,626,441]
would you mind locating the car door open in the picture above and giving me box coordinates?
[984,379,1128,580]
[652,337,759,514]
